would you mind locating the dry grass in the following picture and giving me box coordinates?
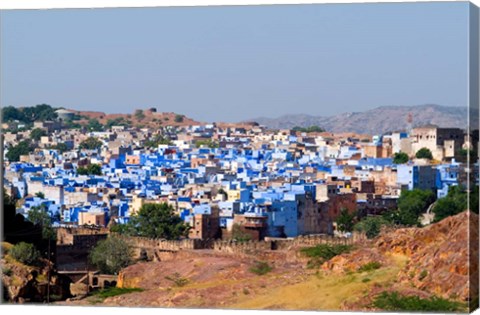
[229,254,408,311]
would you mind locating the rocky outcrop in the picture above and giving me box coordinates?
[392,211,477,301]
[322,211,477,302]
[1,245,72,303]
[321,247,387,274]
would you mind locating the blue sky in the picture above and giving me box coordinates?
[0,2,470,122]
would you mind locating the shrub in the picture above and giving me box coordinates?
[249,261,273,275]
[134,109,145,120]
[336,208,356,233]
[165,272,189,287]
[372,291,464,312]
[415,147,433,159]
[2,267,12,277]
[292,126,325,133]
[174,115,184,123]
[354,216,390,239]
[91,287,143,301]
[30,128,47,141]
[362,278,371,283]
[393,152,409,164]
[358,261,382,272]
[79,137,103,150]
[300,244,352,268]
[10,242,41,266]
[418,270,428,280]
[231,224,252,243]
[301,244,352,259]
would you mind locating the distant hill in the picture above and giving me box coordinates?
[246,104,478,135]
[72,108,203,128]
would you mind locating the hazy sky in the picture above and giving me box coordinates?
[0,2,470,122]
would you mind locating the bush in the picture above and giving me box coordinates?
[10,242,41,266]
[358,261,382,272]
[2,267,12,276]
[79,137,103,150]
[231,224,252,243]
[300,244,352,268]
[418,270,428,280]
[77,163,102,176]
[249,261,273,276]
[134,110,145,120]
[174,115,184,123]
[372,291,464,312]
[393,152,409,164]
[292,126,325,133]
[335,208,356,233]
[30,128,47,141]
[165,272,189,287]
[87,119,104,132]
[415,147,433,159]
[354,216,391,239]
[91,287,143,303]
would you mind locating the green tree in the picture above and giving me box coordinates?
[393,152,409,164]
[354,216,391,239]
[52,142,68,153]
[120,203,190,240]
[10,242,41,266]
[22,104,58,123]
[174,115,184,123]
[335,208,356,233]
[384,189,435,226]
[432,185,477,222]
[77,163,102,176]
[134,110,145,120]
[195,139,219,148]
[35,192,45,199]
[1,106,25,122]
[27,205,56,240]
[106,117,131,129]
[232,223,252,242]
[6,140,33,162]
[89,237,133,274]
[457,148,478,162]
[87,119,104,132]
[292,126,325,133]
[79,137,103,150]
[30,128,47,141]
[415,147,433,159]
[144,135,172,148]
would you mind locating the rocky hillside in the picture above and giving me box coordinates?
[323,211,478,304]
[1,242,71,303]
[248,104,477,134]
[72,108,203,128]
[58,211,476,311]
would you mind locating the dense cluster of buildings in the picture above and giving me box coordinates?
[2,119,478,241]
